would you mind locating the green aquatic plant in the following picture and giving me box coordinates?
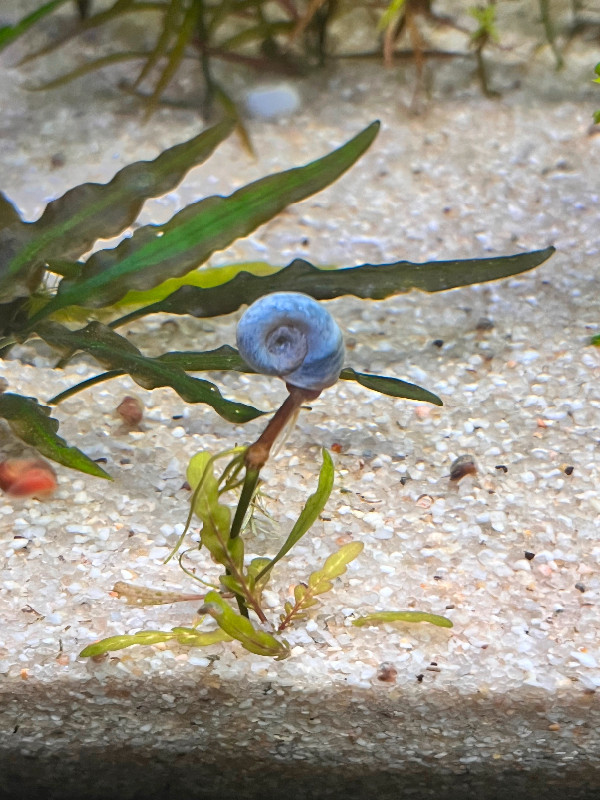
[0,118,555,482]
[81,293,453,660]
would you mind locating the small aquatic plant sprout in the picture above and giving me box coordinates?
[236,292,345,470]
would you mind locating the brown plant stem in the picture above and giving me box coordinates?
[244,383,321,471]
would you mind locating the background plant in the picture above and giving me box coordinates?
[0,0,585,115]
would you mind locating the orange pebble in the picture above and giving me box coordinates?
[0,459,58,498]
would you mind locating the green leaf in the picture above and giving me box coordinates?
[200,591,290,659]
[200,504,232,564]
[171,626,232,647]
[80,630,176,657]
[187,451,220,520]
[246,557,272,599]
[34,321,263,423]
[340,368,442,406]
[0,0,70,50]
[27,122,381,319]
[0,120,233,304]
[279,541,363,629]
[352,611,453,628]
[256,449,335,582]
[0,392,111,478]
[80,625,231,656]
[108,248,556,328]
[591,332,600,346]
[307,541,364,595]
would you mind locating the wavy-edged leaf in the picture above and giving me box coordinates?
[111,262,276,312]
[200,590,290,659]
[27,122,381,320]
[0,0,70,50]
[255,448,334,582]
[34,321,263,423]
[47,344,441,408]
[352,611,453,628]
[0,392,110,478]
[109,248,555,328]
[80,625,231,657]
[0,120,233,304]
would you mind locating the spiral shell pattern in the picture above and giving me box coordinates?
[236,292,345,392]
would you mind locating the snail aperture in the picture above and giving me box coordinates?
[236,292,345,393]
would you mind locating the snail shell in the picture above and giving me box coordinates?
[236,292,345,392]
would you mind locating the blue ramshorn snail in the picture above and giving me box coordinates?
[236,292,344,469]
[236,291,345,393]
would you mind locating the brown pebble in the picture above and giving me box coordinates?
[449,455,477,482]
[548,723,561,731]
[116,396,143,426]
[524,551,535,561]
[564,465,574,476]
[331,443,343,453]
[377,662,397,683]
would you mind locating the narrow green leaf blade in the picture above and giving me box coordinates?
[33,321,263,423]
[0,0,69,50]
[200,591,290,659]
[340,368,442,405]
[80,630,177,657]
[0,121,233,303]
[352,611,453,628]
[30,122,381,317]
[256,449,335,581]
[0,392,111,478]
[171,627,232,647]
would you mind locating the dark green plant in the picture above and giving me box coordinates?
[0,118,554,480]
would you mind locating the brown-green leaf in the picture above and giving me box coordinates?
[109,248,555,326]
[352,611,453,628]
[200,590,290,659]
[27,122,381,320]
[0,392,111,478]
[34,321,263,423]
[0,120,233,304]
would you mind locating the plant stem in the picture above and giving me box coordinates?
[244,384,321,471]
